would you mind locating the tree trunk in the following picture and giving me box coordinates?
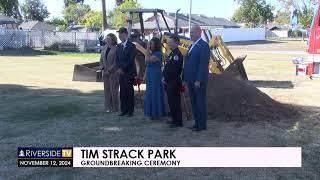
[12,0,22,19]
[102,0,108,30]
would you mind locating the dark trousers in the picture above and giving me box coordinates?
[166,80,182,126]
[119,74,135,114]
[187,82,207,130]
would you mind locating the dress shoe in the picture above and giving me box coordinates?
[111,109,118,113]
[169,124,183,128]
[166,121,175,124]
[118,112,127,116]
[192,128,202,132]
[127,113,133,117]
[188,125,197,129]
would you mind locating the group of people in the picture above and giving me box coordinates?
[100,25,210,132]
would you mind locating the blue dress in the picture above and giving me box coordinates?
[144,51,166,118]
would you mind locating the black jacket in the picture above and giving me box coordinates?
[116,40,137,76]
[163,48,183,82]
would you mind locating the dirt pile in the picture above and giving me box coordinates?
[135,73,298,121]
[206,74,298,121]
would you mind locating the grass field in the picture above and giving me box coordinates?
[1,40,320,179]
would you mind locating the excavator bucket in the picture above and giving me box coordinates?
[208,35,248,80]
[72,62,102,82]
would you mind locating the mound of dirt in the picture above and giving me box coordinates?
[135,73,298,121]
[206,74,298,121]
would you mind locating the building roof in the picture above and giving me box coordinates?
[0,14,20,25]
[166,13,241,28]
[65,25,99,32]
[121,8,165,14]
[266,23,292,31]
[133,14,176,30]
[19,21,56,31]
[133,13,240,31]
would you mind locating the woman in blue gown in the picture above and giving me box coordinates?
[144,37,166,120]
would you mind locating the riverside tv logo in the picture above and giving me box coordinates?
[18,147,73,167]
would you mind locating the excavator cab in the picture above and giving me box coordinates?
[121,8,248,80]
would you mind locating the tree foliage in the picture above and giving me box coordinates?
[274,11,290,24]
[64,0,127,29]
[231,0,274,27]
[108,0,140,29]
[63,3,91,24]
[116,0,125,6]
[21,0,50,21]
[64,0,84,7]
[277,0,316,28]
[0,0,22,19]
[80,10,102,30]
[47,17,68,31]
[299,5,314,28]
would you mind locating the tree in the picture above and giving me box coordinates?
[108,0,140,29]
[231,0,274,27]
[299,5,314,28]
[0,0,22,19]
[64,0,84,6]
[80,10,102,30]
[274,11,290,24]
[73,0,129,29]
[63,3,91,24]
[47,17,68,31]
[116,0,125,6]
[277,0,316,28]
[21,0,50,21]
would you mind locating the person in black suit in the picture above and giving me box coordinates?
[115,27,137,117]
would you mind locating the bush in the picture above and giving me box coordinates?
[44,41,77,51]
[289,29,303,38]
[44,42,59,51]
[4,46,33,51]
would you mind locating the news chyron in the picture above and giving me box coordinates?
[17,147,301,168]
[18,147,73,167]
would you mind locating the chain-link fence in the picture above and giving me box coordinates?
[0,29,99,51]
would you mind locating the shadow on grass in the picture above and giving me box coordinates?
[0,84,146,124]
[0,84,320,179]
[0,49,58,56]
[249,80,295,89]
[0,83,316,125]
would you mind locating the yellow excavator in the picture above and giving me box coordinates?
[72,8,247,82]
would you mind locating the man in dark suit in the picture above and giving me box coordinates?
[116,27,137,117]
[183,25,210,132]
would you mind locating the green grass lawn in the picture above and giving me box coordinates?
[0,41,320,179]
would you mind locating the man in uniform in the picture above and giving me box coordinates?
[162,35,184,128]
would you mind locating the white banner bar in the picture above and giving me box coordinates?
[73,147,301,168]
